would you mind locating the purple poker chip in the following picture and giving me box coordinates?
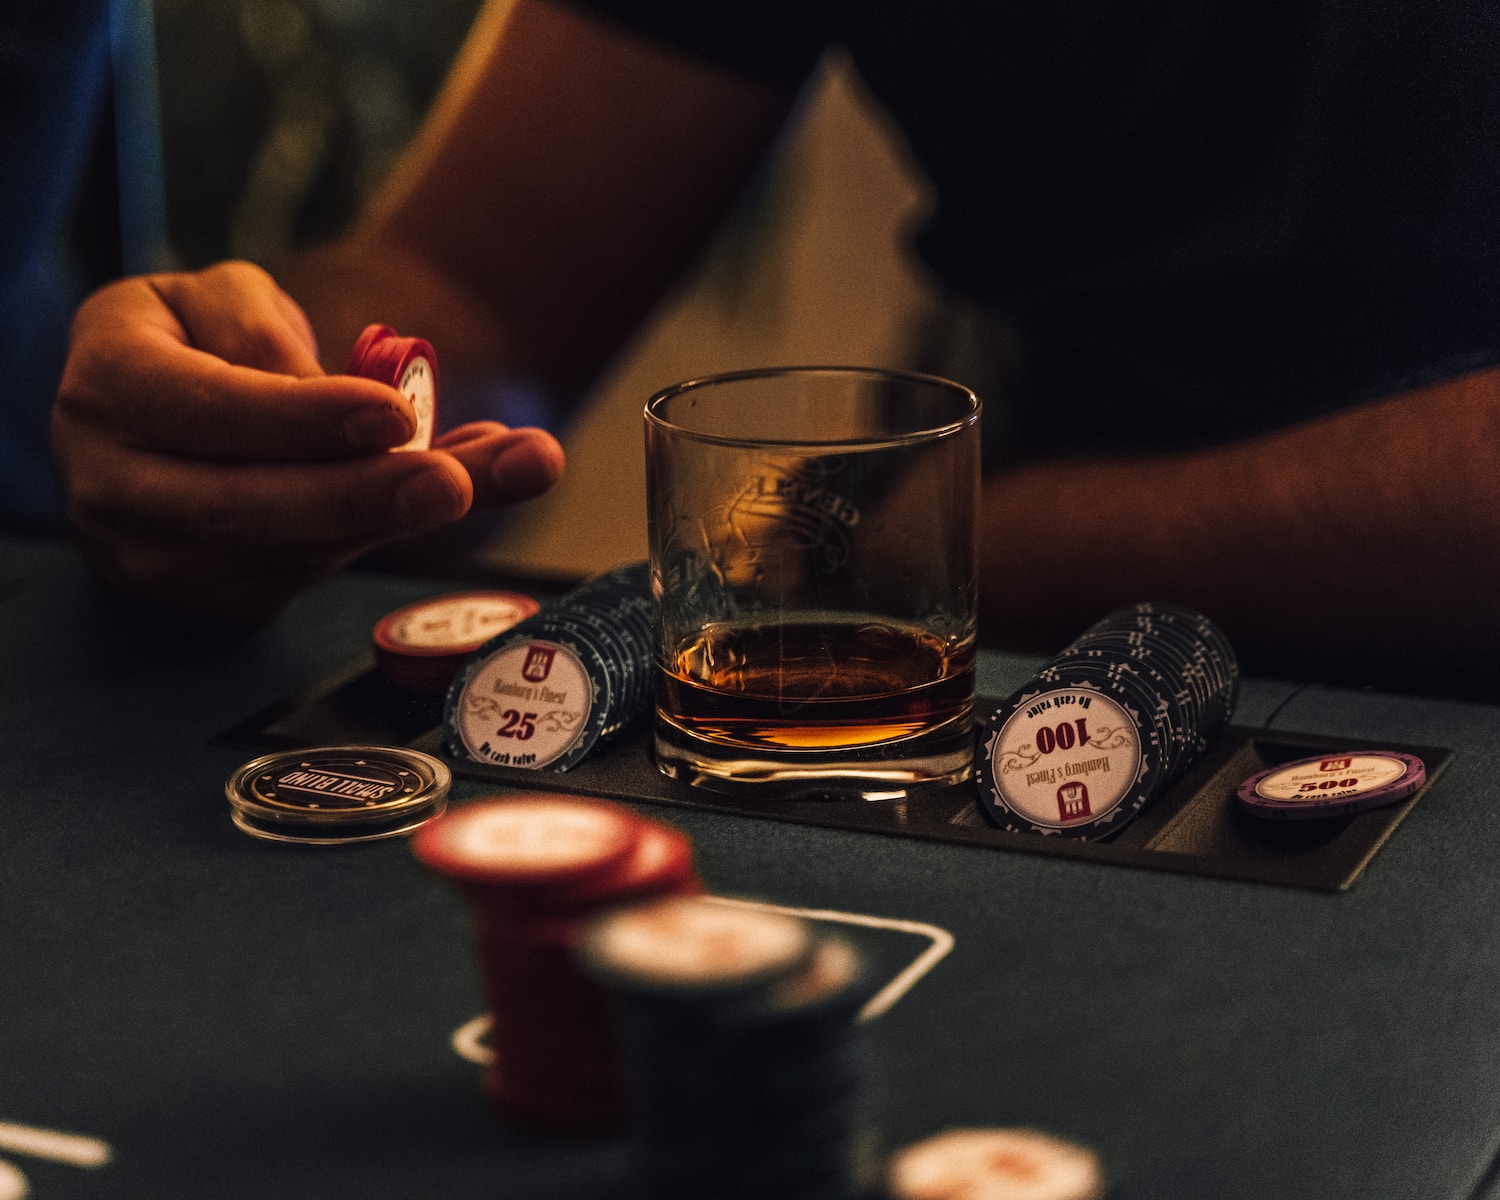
[1236,751,1426,820]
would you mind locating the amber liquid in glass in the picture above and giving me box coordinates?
[656,618,974,752]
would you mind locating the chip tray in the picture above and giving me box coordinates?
[219,659,1450,892]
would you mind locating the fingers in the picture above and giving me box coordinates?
[51,262,567,628]
[59,273,417,462]
[62,435,476,626]
[64,443,474,548]
[437,422,566,506]
[64,429,565,626]
[62,424,562,554]
[150,261,323,375]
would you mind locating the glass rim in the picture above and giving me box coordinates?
[643,365,981,449]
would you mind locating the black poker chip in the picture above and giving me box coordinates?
[975,603,1238,840]
[226,745,451,844]
[580,896,875,1199]
[445,563,654,771]
[1048,640,1193,778]
[976,671,1166,840]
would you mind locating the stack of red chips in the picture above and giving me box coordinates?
[411,793,700,1133]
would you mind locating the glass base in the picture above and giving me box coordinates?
[652,718,974,802]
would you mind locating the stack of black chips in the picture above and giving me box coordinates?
[976,601,1239,840]
[581,897,874,1200]
[444,562,655,770]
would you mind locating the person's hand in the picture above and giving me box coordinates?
[52,261,564,625]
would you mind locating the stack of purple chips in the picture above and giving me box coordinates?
[975,602,1239,840]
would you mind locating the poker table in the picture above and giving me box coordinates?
[4,530,1500,1200]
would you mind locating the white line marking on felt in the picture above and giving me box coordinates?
[700,896,955,1022]
[0,1158,27,1200]
[0,1122,112,1168]
[452,1014,494,1066]
[448,896,956,1062]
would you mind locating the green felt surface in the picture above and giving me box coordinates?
[2,533,1496,1199]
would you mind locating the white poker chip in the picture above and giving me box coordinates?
[583,895,813,992]
[887,1128,1105,1200]
[392,353,436,450]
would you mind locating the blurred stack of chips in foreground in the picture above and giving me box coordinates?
[415,793,1109,1197]
[412,794,699,1132]
[581,894,875,1200]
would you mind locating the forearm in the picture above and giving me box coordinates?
[281,0,793,392]
[978,368,1500,677]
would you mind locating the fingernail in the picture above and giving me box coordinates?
[396,468,463,527]
[343,407,411,450]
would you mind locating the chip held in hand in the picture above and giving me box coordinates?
[346,323,438,450]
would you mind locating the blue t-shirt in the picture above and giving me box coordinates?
[563,0,1500,460]
[0,0,164,529]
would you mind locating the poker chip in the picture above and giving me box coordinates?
[411,792,641,891]
[413,795,700,1133]
[976,674,1163,841]
[1237,751,1426,820]
[445,562,654,771]
[976,603,1238,840]
[225,745,450,845]
[345,323,438,450]
[886,1127,1105,1200]
[583,894,813,994]
[581,896,874,1199]
[373,590,540,693]
[572,820,700,909]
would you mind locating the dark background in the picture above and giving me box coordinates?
[156,0,482,269]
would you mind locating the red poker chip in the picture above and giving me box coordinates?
[471,824,700,944]
[548,821,700,913]
[373,591,540,693]
[347,322,392,371]
[414,795,701,1135]
[344,323,439,451]
[412,793,645,892]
